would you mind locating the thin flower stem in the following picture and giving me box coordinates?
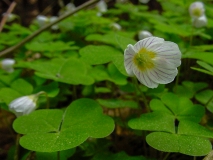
[14,133,21,160]
[189,26,194,47]
[0,0,99,57]
[163,152,170,160]
[37,91,50,109]
[132,77,150,112]
[194,156,196,160]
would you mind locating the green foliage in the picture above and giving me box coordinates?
[13,98,114,152]
[128,93,210,156]
[1,0,213,159]
[18,58,94,85]
[191,61,213,76]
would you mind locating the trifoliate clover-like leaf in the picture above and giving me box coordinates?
[13,98,115,152]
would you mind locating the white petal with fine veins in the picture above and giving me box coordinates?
[9,95,38,117]
[124,37,181,88]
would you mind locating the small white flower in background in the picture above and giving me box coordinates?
[65,3,76,11]
[192,15,207,28]
[138,30,152,40]
[96,0,107,13]
[189,2,205,18]
[36,15,49,27]
[2,13,17,22]
[139,0,150,4]
[49,16,59,30]
[0,58,15,73]
[110,23,122,30]
[124,37,181,88]
[36,15,59,30]
[59,3,76,15]
[9,94,39,117]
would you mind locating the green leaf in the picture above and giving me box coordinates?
[112,54,128,76]
[97,99,138,109]
[13,109,63,134]
[79,45,122,65]
[0,88,22,104]
[89,65,111,82]
[114,34,136,51]
[107,63,127,85]
[11,78,33,95]
[128,112,175,133]
[85,33,119,46]
[19,58,94,85]
[174,81,208,98]
[13,98,115,152]
[191,67,213,76]
[0,70,21,86]
[197,61,213,73]
[195,90,213,113]
[85,32,136,51]
[34,81,59,98]
[183,52,213,66]
[149,99,172,114]
[178,121,213,138]
[161,93,205,122]
[25,41,78,52]
[146,132,212,156]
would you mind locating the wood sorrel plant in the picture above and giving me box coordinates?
[1,0,213,160]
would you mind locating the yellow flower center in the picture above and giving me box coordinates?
[192,8,202,17]
[133,48,156,71]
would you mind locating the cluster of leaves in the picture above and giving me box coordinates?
[1,0,213,159]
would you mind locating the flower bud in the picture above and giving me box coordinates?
[192,15,207,28]
[110,23,122,30]
[97,0,107,13]
[9,94,39,117]
[0,58,15,73]
[138,30,152,40]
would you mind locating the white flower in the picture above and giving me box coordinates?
[189,2,205,18]
[65,3,76,11]
[36,15,49,27]
[1,58,15,73]
[138,30,152,40]
[36,15,58,30]
[2,13,17,22]
[139,0,150,4]
[9,94,39,117]
[49,16,59,30]
[192,15,207,28]
[124,37,181,88]
[59,3,76,16]
[110,23,122,30]
[96,0,107,13]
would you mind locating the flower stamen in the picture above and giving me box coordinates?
[133,48,156,71]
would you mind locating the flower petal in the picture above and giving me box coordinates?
[124,44,136,76]
[133,66,159,88]
[134,37,164,53]
[148,68,178,84]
